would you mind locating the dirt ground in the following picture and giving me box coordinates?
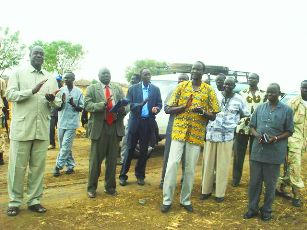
[0,137,306,229]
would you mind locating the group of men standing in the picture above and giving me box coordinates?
[2,45,306,222]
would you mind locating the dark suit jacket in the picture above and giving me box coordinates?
[127,82,162,133]
[85,82,127,140]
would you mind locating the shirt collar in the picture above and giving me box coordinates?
[101,82,112,88]
[29,65,44,75]
[142,82,150,89]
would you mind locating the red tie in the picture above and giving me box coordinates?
[105,85,114,125]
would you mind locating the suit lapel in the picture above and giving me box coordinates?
[109,83,117,102]
[138,83,143,101]
[96,83,106,101]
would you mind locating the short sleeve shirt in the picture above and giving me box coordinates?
[250,101,294,164]
[168,81,220,146]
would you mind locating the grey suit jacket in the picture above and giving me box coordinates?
[85,82,127,140]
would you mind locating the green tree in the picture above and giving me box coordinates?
[0,27,26,77]
[31,40,85,76]
[125,59,170,82]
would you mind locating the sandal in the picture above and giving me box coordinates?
[7,207,20,216]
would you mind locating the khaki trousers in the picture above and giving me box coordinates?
[163,140,200,205]
[201,141,233,198]
[8,139,48,207]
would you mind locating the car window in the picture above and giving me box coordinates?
[280,92,299,104]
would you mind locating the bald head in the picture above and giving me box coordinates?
[178,73,189,83]
[98,67,111,85]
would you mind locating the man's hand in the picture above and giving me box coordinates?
[45,94,55,102]
[152,106,159,114]
[186,94,193,108]
[191,106,203,115]
[104,95,113,107]
[68,97,76,107]
[32,79,48,94]
[117,106,125,114]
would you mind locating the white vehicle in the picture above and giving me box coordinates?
[150,73,182,138]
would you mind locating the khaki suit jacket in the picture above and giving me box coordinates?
[6,65,61,141]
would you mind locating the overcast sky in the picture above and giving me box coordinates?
[1,0,306,91]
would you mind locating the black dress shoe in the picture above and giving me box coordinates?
[200,193,212,200]
[137,178,145,186]
[292,198,302,207]
[104,189,117,196]
[215,197,224,203]
[65,168,75,174]
[87,191,96,198]
[275,189,292,200]
[243,211,258,219]
[161,204,171,213]
[232,182,239,187]
[261,213,272,221]
[53,167,61,177]
[119,178,127,186]
[28,204,47,213]
[180,204,193,212]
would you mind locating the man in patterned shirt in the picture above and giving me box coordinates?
[277,80,307,207]
[161,61,220,213]
[200,77,249,202]
[232,73,266,187]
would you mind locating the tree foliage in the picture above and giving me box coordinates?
[125,59,170,82]
[0,27,26,77]
[31,40,85,76]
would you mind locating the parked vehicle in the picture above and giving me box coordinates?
[280,91,300,104]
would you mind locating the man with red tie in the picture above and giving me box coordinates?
[85,68,127,198]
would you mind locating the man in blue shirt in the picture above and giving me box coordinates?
[119,68,162,186]
[53,72,84,176]
[244,83,294,221]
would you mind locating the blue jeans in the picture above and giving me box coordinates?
[56,128,76,170]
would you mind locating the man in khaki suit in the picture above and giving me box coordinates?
[6,46,61,216]
[85,68,126,198]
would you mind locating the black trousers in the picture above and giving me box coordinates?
[49,116,58,146]
[232,133,254,184]
[120,119,151,180]
[247,160,280,214]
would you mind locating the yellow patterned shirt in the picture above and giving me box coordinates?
[288,96,307,153]
[235,88,266,135]
[168,81,220,146]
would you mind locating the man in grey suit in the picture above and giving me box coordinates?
[85,68,126,198]
[6,46,61,216]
